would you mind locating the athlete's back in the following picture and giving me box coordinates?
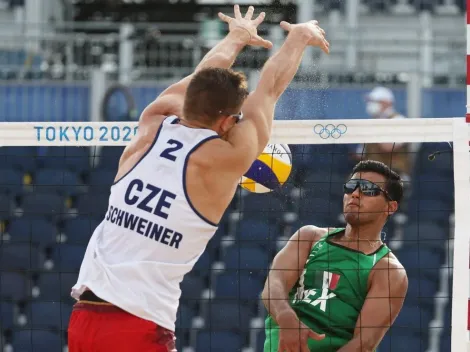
[72,116,220,330]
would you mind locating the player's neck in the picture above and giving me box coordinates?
[178,117,214,130]
[344,222,383,243]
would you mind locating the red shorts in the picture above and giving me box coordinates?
[68,301,176,352]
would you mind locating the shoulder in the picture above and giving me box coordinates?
[370,253,408,293]
[138,114,167,140]
[291,225,336,247]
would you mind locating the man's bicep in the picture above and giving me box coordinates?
[352,267,408,349]
[267,227,320,290]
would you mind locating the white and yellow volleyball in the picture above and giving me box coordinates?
[240,144,292,193]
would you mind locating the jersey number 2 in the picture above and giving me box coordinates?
[160,139,183,161]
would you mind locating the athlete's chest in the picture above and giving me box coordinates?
[299,242,376,301]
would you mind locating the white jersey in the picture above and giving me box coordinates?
[72,116,219,331]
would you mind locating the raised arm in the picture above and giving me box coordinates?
[140,5,272,121]
[221,20,329,174]
[262,226,325,351]
[337,258,408,352]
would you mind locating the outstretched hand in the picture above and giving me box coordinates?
[280,20,330,54]
[218,5,273,49]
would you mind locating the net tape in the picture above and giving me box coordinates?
[0,118,468,147]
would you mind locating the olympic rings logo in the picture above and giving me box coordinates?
[313,124,347,139]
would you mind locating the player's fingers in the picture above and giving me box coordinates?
[253,11,266,26]
[308,330,325,341]
[218,12,232,23]
[322,39,330,54]
[300,341,310,352]
[254,35,273,49]
[280,21,291,31]
[319,27,326,35]
[245,5,254,20]
[234,4,242,19]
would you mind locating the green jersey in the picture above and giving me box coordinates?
[264,228,390,352]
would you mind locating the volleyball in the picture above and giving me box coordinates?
[240,144,292,193]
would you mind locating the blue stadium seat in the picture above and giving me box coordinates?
[7,216,57,248]
[196,331,242,352]
[0,301,14,329]
[297,197,339,225]
[257,330,266,352]
[413,143,453,175]
[395,244,443,270]
[25,301,63,330]
[406,199,453,226]
[36,146,90,174]
[0,168,24,195]
[12,330,64,352]
[241,193,287,220]
[205,301,252,331]
[180,274,205,305]
[175,303,194,330]
[224,245,269,274]
[0,243,40,271]
[0,191,14,220]
[303,181,345,200]
[88,169,116,190]
[63,216,100,244]
[402,221,448,250]
[95,147,125,170]
[0,272,31,301]
[76,193,109,219]
[439,330,451,352]
[35,272,78,301]
[410,175,453,204]
[21,193,65,218]
[393,304,433,331]
[192,250,212,275]
[0,147,37,172]
[214,271,263,304]
[236,219,280,246]
[406,275,439,305]
[34,168,84,196]
[379,328,427,352]
[52,244,85,271]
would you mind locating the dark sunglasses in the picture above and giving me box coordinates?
[343,179,392,201]
[230,112,243,124]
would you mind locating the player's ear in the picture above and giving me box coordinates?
[387,200,398,216]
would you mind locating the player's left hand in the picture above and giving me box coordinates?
[218,4,273,49]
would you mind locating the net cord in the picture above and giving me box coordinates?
[0,118,468,147]
[0,117,469,352]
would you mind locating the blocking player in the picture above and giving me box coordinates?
[262,160,408,352]
[68,4,330,352]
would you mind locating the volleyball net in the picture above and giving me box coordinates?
[0,118,468,352]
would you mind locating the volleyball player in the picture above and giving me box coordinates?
[67,5,330,352]
[262,160,408,352]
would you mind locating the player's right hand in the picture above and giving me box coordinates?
[280,20,330,54]
[277,310,325,352]
[218,5,273,49]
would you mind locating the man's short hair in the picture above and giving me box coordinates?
[183,68,249,124]
[350,160,404,203]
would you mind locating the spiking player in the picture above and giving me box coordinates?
[262,160,408,352]
[68,4,330,351]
